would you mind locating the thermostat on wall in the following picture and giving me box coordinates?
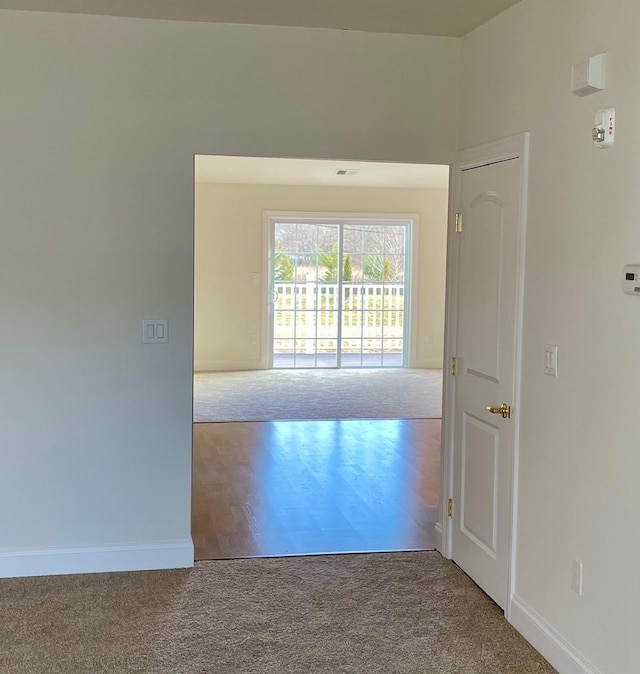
[622,265,640,295]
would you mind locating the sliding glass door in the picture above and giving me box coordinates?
[271,221,341,368]
[270,217,410,369]
[340,222,406,367]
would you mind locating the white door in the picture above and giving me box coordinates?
[451,156,523,609]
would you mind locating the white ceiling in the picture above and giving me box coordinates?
[195,156,450,189]
[0,0,522,37]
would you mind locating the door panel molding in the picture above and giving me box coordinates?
[460,412,500,558]
[468,191,506,209]
[440,133,529,621]
[458,195,505,381]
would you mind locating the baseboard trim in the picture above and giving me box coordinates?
[433,522,443,553]
[198,360,444,372]
[195,361,266,372]
[410,360,443,370]
[0,540,194,579]
[509,595,601,674]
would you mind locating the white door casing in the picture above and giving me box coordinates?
[440,134,529,615]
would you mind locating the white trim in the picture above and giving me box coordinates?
[506,133,530,620]
[509,596,602,674]
[440,133,529,612]
[195,360,443,372]
[411,359,444,369]
[194,360,265,372]
[263,211,277,370]
[456,134,530,170]
[337,223,344,367]
[433,522,443,553]
[261,216,271,370]
[0,540,194,579]
[263,211,419,370]
[440,165,457,559]
[406,218,420,368]
[263,210,420,223]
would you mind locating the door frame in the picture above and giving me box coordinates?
[438,133,530,620]
[262,211,420,370]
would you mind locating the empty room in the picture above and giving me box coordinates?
[192,155,448,560]
[1,1,638,673]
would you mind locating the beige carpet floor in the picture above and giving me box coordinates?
[194,368,443,422]
[0,552,554,674]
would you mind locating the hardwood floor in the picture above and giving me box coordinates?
[192,419,441,560]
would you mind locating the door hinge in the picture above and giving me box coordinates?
[455,213,462,233]
[448,499,454,517]
[450,357,457,376]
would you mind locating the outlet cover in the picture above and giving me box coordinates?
[544,344,558,377]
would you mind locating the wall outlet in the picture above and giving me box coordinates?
[251,333,259,345]
[425,333,432,343]
[571,559,584,596]
[251,272,260,285]
[544,344,558,377]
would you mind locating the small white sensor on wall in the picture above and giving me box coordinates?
[571,53,606,96]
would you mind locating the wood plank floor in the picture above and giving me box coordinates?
[192,418,441,560]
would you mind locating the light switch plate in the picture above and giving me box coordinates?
[142,319,168,344]
[544,344,558,376]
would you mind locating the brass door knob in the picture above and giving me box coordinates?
[487,403,511,419]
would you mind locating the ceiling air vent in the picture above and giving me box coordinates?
[336,169,360,176]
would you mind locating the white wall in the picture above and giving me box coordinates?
[194,182,448,371]
[460,1,640,672]
[0,9,459,575]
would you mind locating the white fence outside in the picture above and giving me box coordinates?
[273,282,405,354]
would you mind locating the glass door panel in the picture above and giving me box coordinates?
[273,222,339,368]
[272,219,409,369]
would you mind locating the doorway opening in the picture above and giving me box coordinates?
[268,216,413,369]
[192,155,449,562]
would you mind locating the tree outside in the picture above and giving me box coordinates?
[319,245,338,282]
[343,255,353,282]
[274,221,406,283]
[274,251,294,281]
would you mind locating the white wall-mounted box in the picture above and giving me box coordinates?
[572,53,606,96]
